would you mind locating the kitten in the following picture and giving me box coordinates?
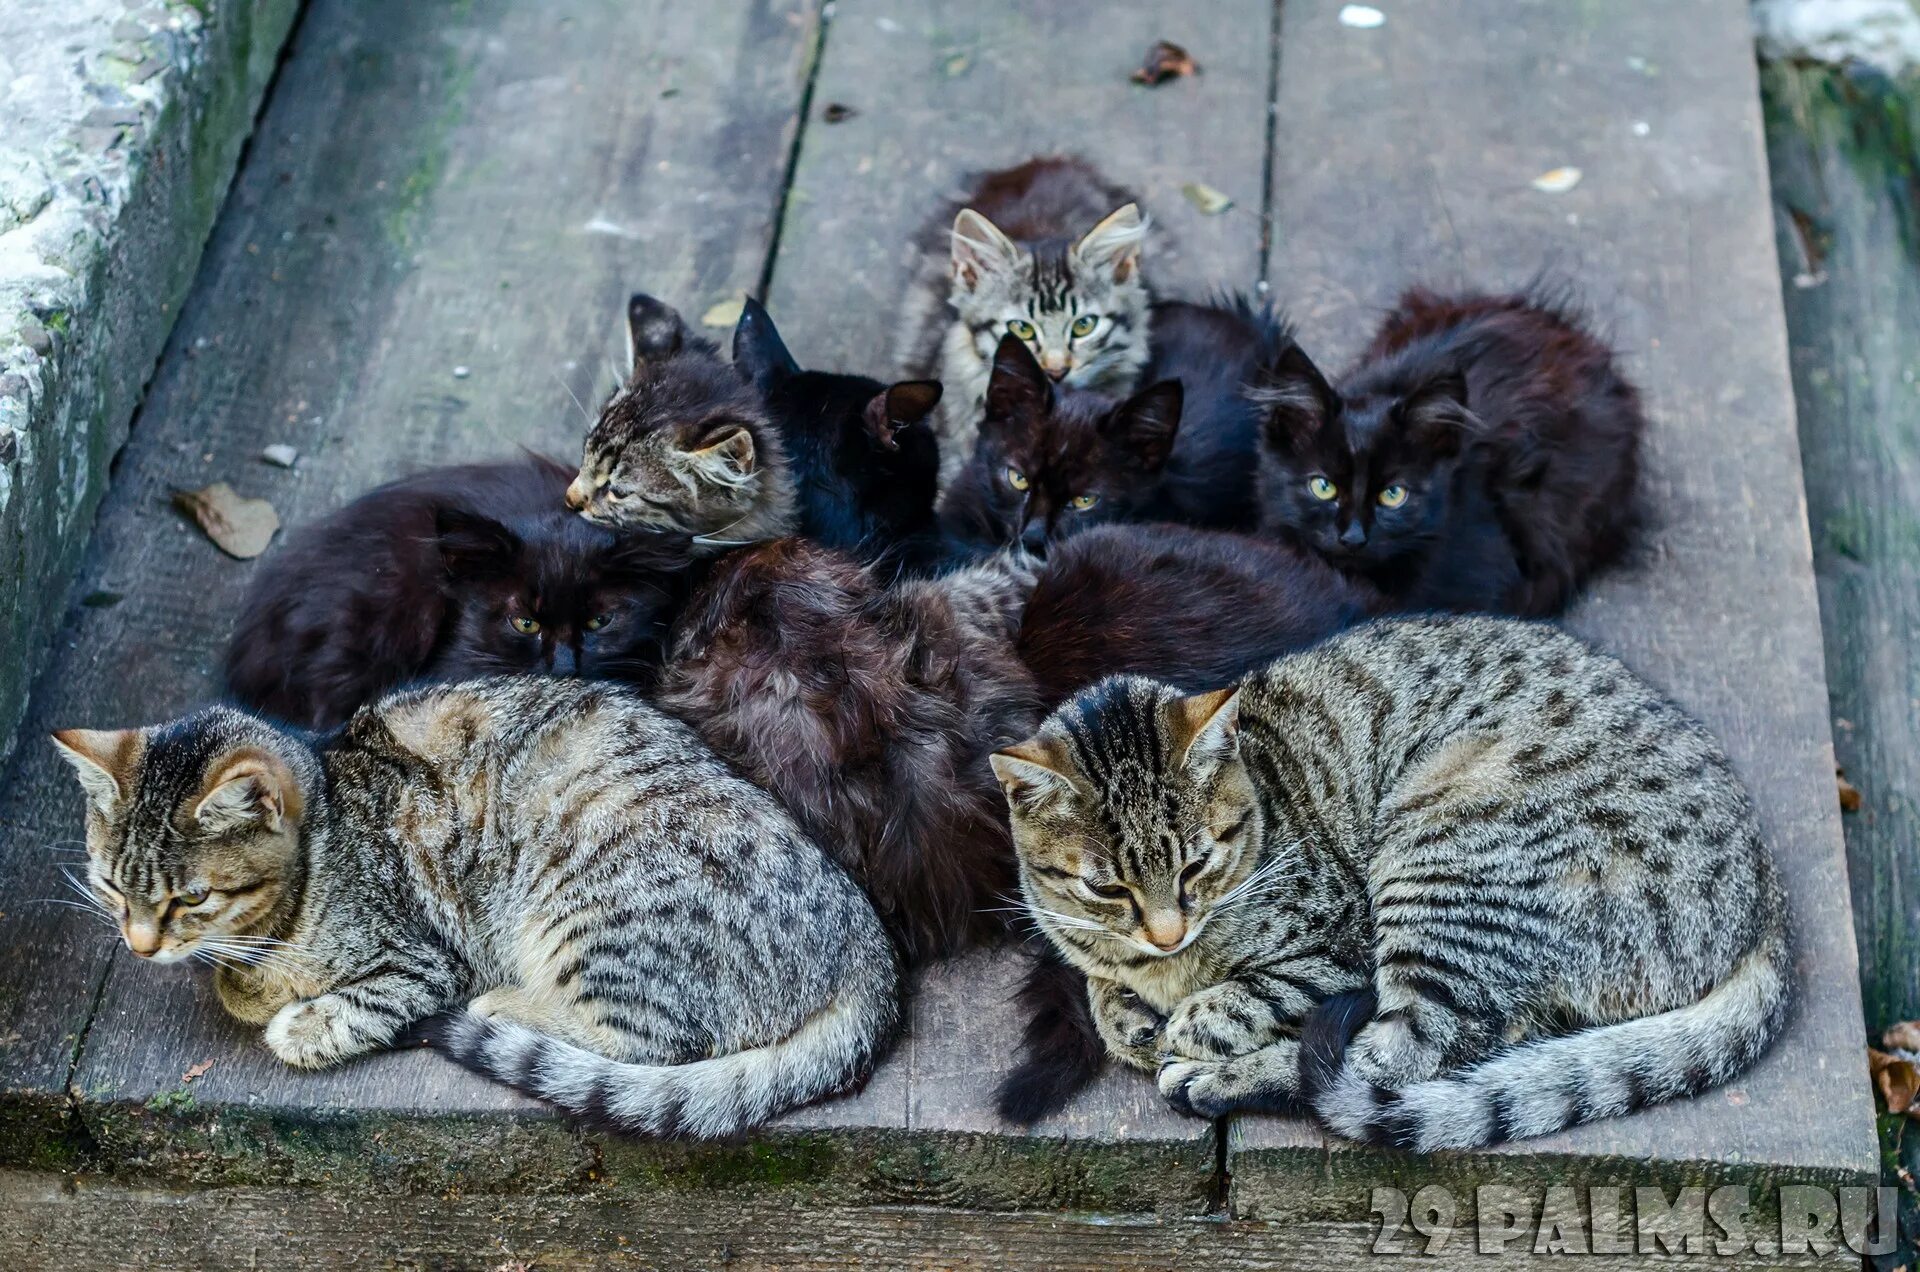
[1253,287,1644,615]
[898,156,1153,488]
[225,455,698,729]
[731,298,946,573]
[53,677,898,1137]
[656,537,1041,962]
[568,294,797,547]
[994,617,1790,1150]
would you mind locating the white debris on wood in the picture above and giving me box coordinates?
[1339,5,1387,29]
[1753,0,1920,75]
[260,444,299,469]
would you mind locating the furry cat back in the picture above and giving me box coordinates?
[569,293,797,546]
[1253,287,1644,615]
[53,678,898,1137]
[224,455,700,729]
[899,156,1154,487]
[994,617,1790,1150]
[731,299,945,572]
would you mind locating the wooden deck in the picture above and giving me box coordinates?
[0,0,1882,1265]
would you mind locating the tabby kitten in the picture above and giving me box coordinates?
[899,156,1152,488]
[225,455,698,729]
[54,677,897,1137]
[1254,287,1644,615]
[569,294,797,548]
[995,617,1790,1150]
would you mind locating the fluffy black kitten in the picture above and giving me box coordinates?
[730,298,945,573]
[224,455,699,728]
[1253,287,1644,615]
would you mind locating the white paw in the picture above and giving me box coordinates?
[263,996,360,1069]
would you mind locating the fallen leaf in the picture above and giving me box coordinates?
[172,483,279,560]
[943,52,970,77]
[1339,4,1386,28]
[1885,1021,1920,1053]
[1530,166,1583,194]
[700,296,746,329]
[1182,182,1233,215]
[821,102,857,123]
[1871,1048,1920,1115]
[1131,40,1199,86]
[1838,770,1863,813]
[181,1058,214,1083]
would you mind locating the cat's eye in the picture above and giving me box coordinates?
[608,485,634,500]
[584,613,612,632]
[1070,314,1099,338]
[1178,861,1206,886]
[1088,881,1132,902]
[178,888,210,907]
[1377,484,1409,509]
[1006,319,1036,341]
[1070,493,1100,511]
[1006,467,1030,492]
[1307,475,1338,502]
[509,616,542,635]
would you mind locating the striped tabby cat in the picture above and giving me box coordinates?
[992,617,1790,1150]
[53,677,897,1137]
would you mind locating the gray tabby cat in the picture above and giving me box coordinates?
[53,676,896,1137]
[568,293,797,550]
[898,157,1153,488]
[992,616,1790,1151]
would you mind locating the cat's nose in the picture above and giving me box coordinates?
[550,644,579,676]
[1044,362,1070,383]
[1144,912,1187,952]
[564,477,592,511]
[1339,521,1368,548]
[123,921,161,958]
[1018,521,1051,555]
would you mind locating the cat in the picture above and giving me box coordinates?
[898,156,1153,489]
[730,298,947,574]
[568,294,797,548]
[224,455,699,729]
[656,536,1041,962]
[993,616,1791,1150]
[52,676,898,1137]
[1253,287,1645,615]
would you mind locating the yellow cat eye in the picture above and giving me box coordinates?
[583,613,612,632]
[178,888,210,907]
[1006,319,1036,341]
[509,616,542,635]
[1070,314,1099,337]
[1308,475,1338,501]
[1006,467,1030,492]
[1088,880,1132,901]
[1070,493,1100,511]
[1377,484,1409,509]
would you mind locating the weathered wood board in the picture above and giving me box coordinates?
[1229,0,1878,1220]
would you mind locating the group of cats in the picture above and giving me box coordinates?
[51,157,1789,1151]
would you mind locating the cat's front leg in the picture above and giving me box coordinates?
[1162,982,1288,1062]
[1088,976,1165,1072]
[263,964,455,1069]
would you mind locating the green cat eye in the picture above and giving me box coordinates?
[1088,881,1132,901]
[584,613,611,632]
[1070,493,1099,511]
[178,888,210,907]
[1006,467,1030,492]
[1070,314,1099,337]
[1006,319,1036,341]
[510,616,542,636]
[1377,484,1409,509]
[1308,475,1338,501]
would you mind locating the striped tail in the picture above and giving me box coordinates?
[1305,925,1792,1152]
[429,971,898,1139]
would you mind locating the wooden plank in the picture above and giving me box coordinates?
[0,0,814,1161]
[1227,0,1878,1216]
[760,0,1276,1170]
[1761,60,1920,1033]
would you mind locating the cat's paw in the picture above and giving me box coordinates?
[263,995,366,1069]
[1158,1045,1304,1119]
[1091,984,1165,1070]
[1158,1058,1235,1118]
[1163,984,1275,1061]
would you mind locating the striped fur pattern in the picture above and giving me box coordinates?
[897,157,1153,489]
[992,616,1791,1151]
[51,678,897,1138]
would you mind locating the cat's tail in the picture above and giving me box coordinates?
[429,968,899,1139]
[994,945,1105,1123]
[1303,921,1792,1152]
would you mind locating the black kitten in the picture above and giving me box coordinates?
[224,455,699,728]
[1253,287,1644,615]
[730,298,945,573]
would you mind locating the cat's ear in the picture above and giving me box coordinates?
[862,380,943,451]
[1398,373,1471,458]
[51,728,142,812]
[627,293,687,376]
[990,736,1081,812]
[731,297,799,396]
[1105,378,1183,471]
[436,508,521,581]
[1074,203,1146,284]
[951,209,1020,292]
[687,424,757,481]
[1167,687,1242,772]
[985,334,1052,422]
[193,748,300,835]
[1253,344,1336,453]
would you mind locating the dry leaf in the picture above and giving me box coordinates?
[1339,4,1386,28]
[1132,40,1199,86]
[821,102,857,123]
[1838,769,1863,813]
[700,297,746,329]
[1530,166,1583,194]
[172,483,279,560]
[1182,182,1233,215]
[1885,1021,1920,1053]
[1871,1048,1920,1115]
[182,1058,214,1083]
